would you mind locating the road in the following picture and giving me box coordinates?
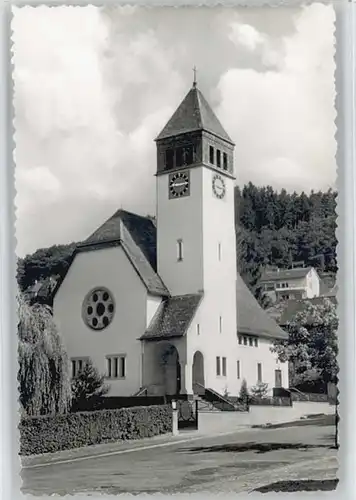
[21,422,338,495]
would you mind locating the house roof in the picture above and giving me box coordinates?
[141,294,203,340]
[260,267,314,282]
[236,274,288,340]
[155,85,234,144]
[277,296,337,326]
[53,210,169,299]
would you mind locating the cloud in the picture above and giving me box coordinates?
[229,23,266,52]
[217,4,336,192]
[12,4,336,257]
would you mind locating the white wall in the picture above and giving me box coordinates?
[307,268,320,298]
[146,295,162,327]
[54,246,148,397]
[235,337,289,395]
[156,168,204,296]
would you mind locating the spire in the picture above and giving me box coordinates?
[192,66,197,88]
[155,83,234,144]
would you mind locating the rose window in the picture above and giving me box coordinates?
[83,288,115,330]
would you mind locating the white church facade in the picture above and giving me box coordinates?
[53,81,289,399]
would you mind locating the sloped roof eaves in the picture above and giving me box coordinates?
[120,222,169,296]
[52,237,168,300]
[236,274,288,340]
[141,293,203,340]
[156,87,234,145]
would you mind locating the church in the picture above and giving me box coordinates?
[53,79,289,399]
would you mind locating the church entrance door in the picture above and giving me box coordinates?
[192,351,205,395]
[162,344,181,396]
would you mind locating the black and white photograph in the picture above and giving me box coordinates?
[12,3,338,495]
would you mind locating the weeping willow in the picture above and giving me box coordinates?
[17,293,72,416]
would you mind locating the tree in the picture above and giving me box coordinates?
[17,293,72,416]
[71,360,109,411]
[17,242,77,292]
[239,379,249,402]
[250,382,269,399]
[271,298,338,386]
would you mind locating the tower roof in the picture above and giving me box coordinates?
[156,85,234,144]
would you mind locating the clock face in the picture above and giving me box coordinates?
[212,174,226,199]
[169,171,190,199]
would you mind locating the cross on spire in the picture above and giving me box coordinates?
[192,66,197,87]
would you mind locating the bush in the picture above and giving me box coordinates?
[251,382,269,399]
[71,360,109,411]
[20,404,172,456]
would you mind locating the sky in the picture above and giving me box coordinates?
[12,4,336,257]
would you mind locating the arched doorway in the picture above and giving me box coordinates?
[192,351,205,395]
[161,344,181,396]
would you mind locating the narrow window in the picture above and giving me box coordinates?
[257,363,263,383]
[182,145,193,165]
[243,336,248,346]
[238,335,243,345]
[197,324,200,335]
[107,355,126,379]
[237,360,241,379]
[222,357,227,377]
[223,152,228,170]
[119,357,126,378]
[71,358,88,378]
[219,315,222,333]
[165,149,174,170]
[216,356,221,376]
[209,146,214,164]
[254,338,258,347]
[218,242,221,261]
[249,337,253,347]
[216,149,221,168]
[175,147,183,167]
[177,239,183,261]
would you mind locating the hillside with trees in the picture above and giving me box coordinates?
[17,184,337,305]
[235,184,337,306]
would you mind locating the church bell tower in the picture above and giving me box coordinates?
[155,77,237,298]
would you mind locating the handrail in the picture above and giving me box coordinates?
[132,387,148,397]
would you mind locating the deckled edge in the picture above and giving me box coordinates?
[6,2,345,500]
[335,1,356,497]
[10,0,337,8]
[1,2,21,500]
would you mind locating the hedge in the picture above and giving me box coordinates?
[20,404,172,456]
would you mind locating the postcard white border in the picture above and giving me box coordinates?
[1,1,354,499]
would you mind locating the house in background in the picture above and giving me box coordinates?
[260,266,321,304]
[25,276,59,306]
[52,81,288,400]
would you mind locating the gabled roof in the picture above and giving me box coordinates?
[141,294,203,340]
[53,210,169,299]
[261,267,314,282]
[156,85,234,144]
[236,274,287,340]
